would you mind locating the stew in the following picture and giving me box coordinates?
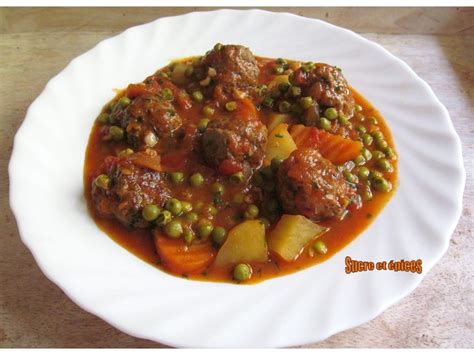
[84,44,397,284]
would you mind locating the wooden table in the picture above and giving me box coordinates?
[1,8,472,348]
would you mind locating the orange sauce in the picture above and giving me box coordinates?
[84,57,397,284]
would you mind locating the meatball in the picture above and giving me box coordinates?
[201,44,259,97]
[110,95,182,149]
[202,116,267,175]
[91,156,170,228]
[276,148,355,221]
[291,63,355,120]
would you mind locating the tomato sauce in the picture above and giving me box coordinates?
[84,53,397,284]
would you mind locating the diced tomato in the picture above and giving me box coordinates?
[218,159,242,175]
[291,69,307,86]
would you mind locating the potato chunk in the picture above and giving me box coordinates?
[268,214,328,262]
[267,113,291,134]
[214,220,268,267]
[265,123,297,164]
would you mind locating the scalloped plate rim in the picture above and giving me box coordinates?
[8,9,465,348]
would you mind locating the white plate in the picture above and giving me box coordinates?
[9,10,465,347]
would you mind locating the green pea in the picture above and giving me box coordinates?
[170,171,184,184]
[225,101,237,111]
[212,227,227,245]
[289,86,301,97]
[278,101,291,113]
[318,117,332,130]
[301,62,315,72]
[118,148,134,157]
[372,150,386,160]
[373,177,392,192]
[244,204,259,219]
[94,174,110,190]
[156,210,172,226]
[190,173,204,187]
[384,147,395,159]
[197,118,210,133]
[181,201,193,214]
[142,204,160,222]
[119,96,131,107]
[205,205,218,216]
[233,193,245,204]
[165,220,183,238]
[260,166,274,179]
[357,166,370,180]
[278,82,290,93]
[161,88,174,101]
[370,170,384,180]
[211,182,225,195]
[361,147,372,161]
[376,139,388,150]
[313,240,328,255]
[361,133,373,146]
[361,185,373,201]
[274,66,285,75]
[368,116,378,125]
[262,96,274,108]
[343,171,358,184]
[184,66,194,77]
[356,125,367,134]
[299,96,313,109]
[185,212,199,223]
[214,43,223,50]
[371,130,384,140]
[202,105,215,117]
[233,263,252,281]
[230,172,245,184]
[324,107,338,120]
[355,104,363,112]
[376,158,393,172]
[183,229,195,245]
[97,113,109,124]
[192,90,204,102]
[257,84,268,96]
[354,155,366,166]
[271,157,284,172]
[338,114,350,126]
[165,198,183,216]
[109,126,124,141]
[197,219,214,239]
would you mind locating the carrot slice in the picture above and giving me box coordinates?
[154,234,216,275]
[290,124,362,165]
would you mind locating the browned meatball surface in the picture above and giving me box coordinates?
[291,63,355,120]
[276,148,355,221]
[92,155,170,228]
[110,95,183,149]
[200,44,259,97]
[202,116,267,175]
